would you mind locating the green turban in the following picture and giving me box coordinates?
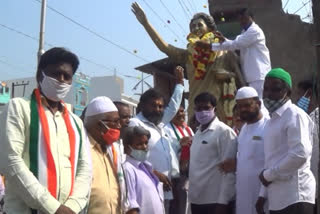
[266,68,292,88]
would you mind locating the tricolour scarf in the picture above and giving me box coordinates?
[29,88,82,199]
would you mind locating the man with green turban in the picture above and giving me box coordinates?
[258,68,315,214]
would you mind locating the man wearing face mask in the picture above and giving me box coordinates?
[122,126,165,214]
[259,68,315,214]
[129,66,184,213]
[189,92,237,214]
[0,47,92,214]
[84,96,123,214]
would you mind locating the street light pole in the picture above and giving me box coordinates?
[37,0,47,63]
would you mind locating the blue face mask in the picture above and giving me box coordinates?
[297,92,311,113]
[129,146,148,162]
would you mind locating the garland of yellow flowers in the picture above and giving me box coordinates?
[187,32,219,80]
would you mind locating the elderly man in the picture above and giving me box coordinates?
[0,47,92,214]
[189,92,237,214]
[123,126,165,214]
[129,66,184,213]
[260,68,315,214]
[234,87,269,214]
[114,102,132,131]
[84,96,123,214]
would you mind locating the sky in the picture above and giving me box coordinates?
[0,0,313,100]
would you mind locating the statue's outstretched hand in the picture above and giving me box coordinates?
[131,2,148,25]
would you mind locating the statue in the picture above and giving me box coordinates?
[131,2,245,125]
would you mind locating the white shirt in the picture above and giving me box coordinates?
[310,108,319,194]
[189,118,237,204]
[263,100,315,211]
[129,84,184,200]
[236,116,269,214]
[211,22,271,83]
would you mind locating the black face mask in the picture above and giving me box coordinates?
[240,109,259,122]
[143,110,164,125]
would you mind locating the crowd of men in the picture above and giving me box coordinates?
[0,6,319,214]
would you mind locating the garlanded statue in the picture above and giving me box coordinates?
[132,2,245,125]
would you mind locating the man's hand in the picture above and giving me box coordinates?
[131,2,148,25]
[174,66,184,85]
[255,197,266,214]
[195,41,211,51]
[214,31,226,43]
[55,205,75,214]
[218,158,237,173]
[153,170,172,191]
[215,204,228,214]
[259,170,272,187]
[180,136,192,147]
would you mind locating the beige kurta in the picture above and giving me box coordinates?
[87,136,122,214]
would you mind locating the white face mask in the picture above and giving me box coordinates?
[39,72,72,102]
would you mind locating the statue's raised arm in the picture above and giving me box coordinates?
[131,2,187,63]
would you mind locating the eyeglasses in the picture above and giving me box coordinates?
[100,119,121,126]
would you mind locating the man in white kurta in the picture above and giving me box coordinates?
[260,68,315,214]
[196,9,271,98]
[234,87,269,214]
[189,92,237,214]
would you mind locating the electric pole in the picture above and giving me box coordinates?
[37,0,47,63]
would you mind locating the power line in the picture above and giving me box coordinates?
[186,0,197,14]
[32,0,150,63]
[179,0,193,17]
[0,23,123,76]
[189,0,198,13]
[159,0,187,35]
[0,58,36,76]
[301,0,313,22]
[283,0,290,10]
[177,0,192,19]
[141,0,186,44]
[293,0,310,15]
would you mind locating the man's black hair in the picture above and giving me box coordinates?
[114,101,130,109]
[36,47,79,82]
[80,107,87,122]
[298,80,313,91]
[139,88,164,105]
[239,8,254,19]
[190,13,217,31]
[122,126,151,146]
[298,79,318,98]
[194,92,217,107]
[232,104,238,113]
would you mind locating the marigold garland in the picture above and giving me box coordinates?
[187,32,219,80]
